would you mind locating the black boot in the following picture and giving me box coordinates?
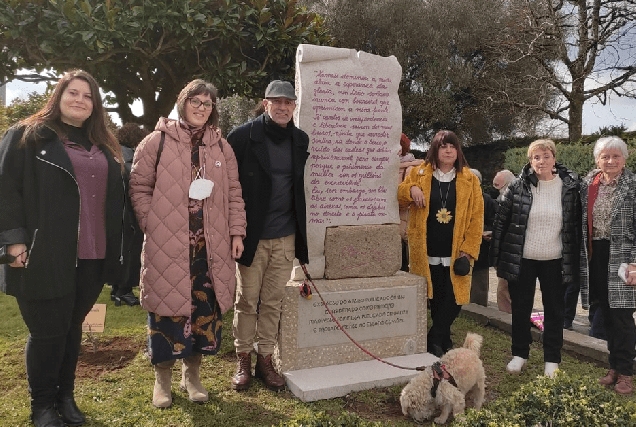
[56,394,86,426]
[31,404,65,427]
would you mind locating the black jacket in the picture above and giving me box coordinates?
[227,114,309,266]
[0,125,129,298]
[489,162,581,284]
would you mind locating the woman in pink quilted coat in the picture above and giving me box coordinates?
[129,79,246,408]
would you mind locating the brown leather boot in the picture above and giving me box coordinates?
[255,354,285,391]
[615,375,633,395]
[231,352,252,391]
[599,369,618,386]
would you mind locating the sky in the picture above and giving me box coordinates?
[3,75,635,135]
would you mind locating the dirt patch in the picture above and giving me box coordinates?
[76,336,143,379]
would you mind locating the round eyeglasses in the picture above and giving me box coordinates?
[188,98,214,110]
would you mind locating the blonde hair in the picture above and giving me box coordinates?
[527,139,556,159]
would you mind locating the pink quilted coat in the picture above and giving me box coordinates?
[129,118,246,316]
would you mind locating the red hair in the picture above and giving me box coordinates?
[400,133,411,156]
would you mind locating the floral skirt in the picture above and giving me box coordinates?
[147,199,223,365]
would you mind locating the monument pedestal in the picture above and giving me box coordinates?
[277,271,430,400]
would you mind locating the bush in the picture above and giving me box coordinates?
[454,372,636,427]
[280,411,386,427]
[503,137,636,178]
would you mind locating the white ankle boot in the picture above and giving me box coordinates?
[544,362,559,378]
[153,360,175,408]
[506,356,527,374]
[180,353,209,403]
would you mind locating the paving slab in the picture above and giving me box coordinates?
[283,352,438,402]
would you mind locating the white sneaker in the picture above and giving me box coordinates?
[506,356,527,374]
[544,362,559,378]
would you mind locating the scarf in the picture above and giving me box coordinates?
[263,113,294,142]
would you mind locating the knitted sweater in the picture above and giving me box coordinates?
[523,175,563,260]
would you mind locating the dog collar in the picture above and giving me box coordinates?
[430,361,458,397]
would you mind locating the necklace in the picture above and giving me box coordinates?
[436,180,453,224]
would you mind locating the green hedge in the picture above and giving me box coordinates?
[504,136,636,178]
[454,372,636,427]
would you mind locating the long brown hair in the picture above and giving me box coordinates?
[176,79,219,127]
[20,70,122,163]
[425,130,469,170]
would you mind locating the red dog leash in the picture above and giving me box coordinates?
[300,264,426,371]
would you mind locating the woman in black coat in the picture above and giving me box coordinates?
[0,70,127,427]
[490,139,580,378]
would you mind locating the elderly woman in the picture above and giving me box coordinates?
[130,79,246,407]
[492,170,516,313]
[398,130,484,357]
[490,139,580,378]
[580,136,636,395]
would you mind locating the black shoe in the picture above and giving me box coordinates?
[56,396,86,426]
[563,320,573,330]
[114,292,140,306]
[428,343,444,358]
[31,405,65,427]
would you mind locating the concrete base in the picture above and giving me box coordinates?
[284,352,438,402]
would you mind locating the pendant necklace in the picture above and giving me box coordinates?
[436,180,453,224]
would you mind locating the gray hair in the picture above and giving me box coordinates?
[469,168,482,183]
[593,136,628,160]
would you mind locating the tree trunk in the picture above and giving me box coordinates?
[568,79,585,142]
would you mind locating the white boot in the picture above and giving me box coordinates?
[544,362,559,378]
[180,353,209,403]
[506,356,527,374]
[153,360,175,408]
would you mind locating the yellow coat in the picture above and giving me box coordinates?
[397,163,484,304]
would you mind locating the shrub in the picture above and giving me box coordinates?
[280,411,385,427]
[503,139,636,178]
[454,372,636,427]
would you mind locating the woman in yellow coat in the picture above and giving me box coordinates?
[398,130,484,357]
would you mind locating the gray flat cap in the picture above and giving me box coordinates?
[264,80,297,100]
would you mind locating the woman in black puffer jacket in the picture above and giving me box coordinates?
[490,139,581,378]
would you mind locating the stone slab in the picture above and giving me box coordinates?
[277,272,427,372]
[324,224,401,279]
[295,44,403,279]
[284,352,439,402]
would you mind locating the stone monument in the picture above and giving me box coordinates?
[275,45,434,402]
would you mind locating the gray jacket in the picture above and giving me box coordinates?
[580,168,636,309]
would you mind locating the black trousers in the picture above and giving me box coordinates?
[16,259,104,405]
[590,240,636,375]
[563,278,580,324]
[509,258,564,363]
[427,264,462,351]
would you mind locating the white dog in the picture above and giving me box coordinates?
[400,333,485,424]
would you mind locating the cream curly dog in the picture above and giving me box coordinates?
[400,332,485,424]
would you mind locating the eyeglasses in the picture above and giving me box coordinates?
[188,98,214,110]
[267,98,295,107]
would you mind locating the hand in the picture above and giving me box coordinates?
[482,231,492,242]
[459,251,473,261]
[8,243,28,268]
[626,264,636,286]
[410,186,426,208]
[231,236,244,260]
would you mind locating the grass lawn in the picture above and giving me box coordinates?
[0,287,613,426]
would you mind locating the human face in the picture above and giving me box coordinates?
[183,94,213,128]
[263,97,295,127]
[596,147,626,181]
[529,148,556,181]
[59,78,93,127]
[437,142,458,171]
